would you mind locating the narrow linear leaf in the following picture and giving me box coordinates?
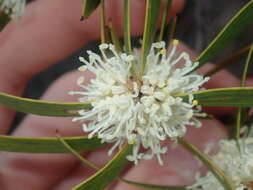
[241,43,253,86]
[100,0,107,43]
[57,134,99,170]
[141,0,161,75]
[0,135,103,153]
[179,87,253,107]
[109,21,123,52]
[165,16,177,45]
[0,92,91,117]
[123,0,138,78]
[123,0,132,54]
[179,138,234,190]
[122,179,186,190]
[73,144,132,190]
[235,108,242,141]
[158,0,172,42]
[235,43,253,139]
[81,0,101,20]
[195,0,253,70]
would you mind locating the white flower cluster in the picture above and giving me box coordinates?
[0,0,26,19]
[188,138,253,190]
[70,41,209,164]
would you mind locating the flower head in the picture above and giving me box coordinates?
[70,41,209,164]
[0,0,26,19]
[188,138,253,190]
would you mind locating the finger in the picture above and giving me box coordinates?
[246,76,253,86]
[0,41,235,188]
[177,43,240,116]
[0,0,185,134]
[114,119,228,189]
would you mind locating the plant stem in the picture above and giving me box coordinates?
[100,0,106,43]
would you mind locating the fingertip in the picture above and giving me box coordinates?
[171,0,186,15]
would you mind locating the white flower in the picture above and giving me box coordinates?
[188,138,253,190]
[70,41,209,165]
[0,0,26,19]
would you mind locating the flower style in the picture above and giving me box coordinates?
[0,0,26,19]
[70,40,209,164]
[188,138,253,190]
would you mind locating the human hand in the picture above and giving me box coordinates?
[0,0,242,189]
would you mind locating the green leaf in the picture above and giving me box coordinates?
[123,0,132,54]
[195,0,253,70]
[179,87,253,107]
[0,92,91,117]
[109,21,123,53]
[240,43,253,86]
[57,134,99,170]
[164,16,177,45]
[179,138,235,190]
[123,0,138,78]
[0,135,103,153]
[100,0,107,43]
[158,0,172,42]
[141,0,161,75]
[235,107,242,141]
[122,179,186,190]
[73,144,132,190]
[235,43,253,140]
[81,0,101,20]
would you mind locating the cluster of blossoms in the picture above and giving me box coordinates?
[70,40,209,164]
[188,138,253,190]
[0,0,26,19]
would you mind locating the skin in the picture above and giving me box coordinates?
[0,0,247,189]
